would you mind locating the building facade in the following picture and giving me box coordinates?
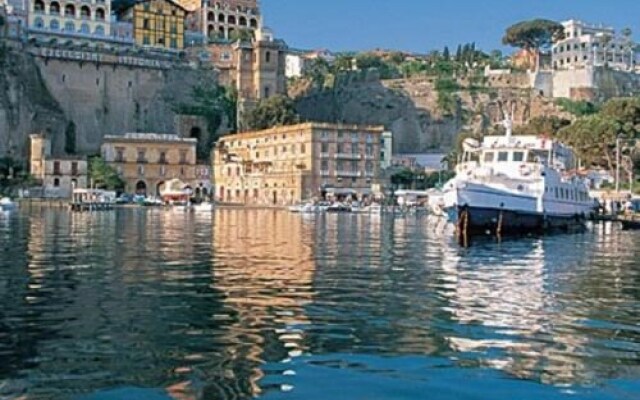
[28,0,111,38]
[118,0,186,50]
[552,20,636,71]
[101,133,211,197]
[29,134,88,198]
[201,0,260,40]
[212,123,385,205]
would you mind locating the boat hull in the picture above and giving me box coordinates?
[446,205,586,237]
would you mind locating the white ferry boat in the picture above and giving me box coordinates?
[442,119,596,237]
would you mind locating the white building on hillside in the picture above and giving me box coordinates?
[552,19,636,71]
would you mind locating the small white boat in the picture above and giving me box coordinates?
[193,202,214,212]
[0,197,17,212]
[289,202,320,213]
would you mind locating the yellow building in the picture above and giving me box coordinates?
[29,134,88,198]
[119,0,186,50]
[212,123,385,205]
[101,133,211,197]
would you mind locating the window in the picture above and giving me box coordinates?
[497,152,508,162]
[64,21,75,32]
[366,161,374,172]
[159,151,167,164]
[50,19,60,30]
[94,26,104,36]
[53,161,61,175]
[143,19,150,29]
[137,149,146,163]
[265,51,271,63]
[337,160,344,171]
[337,143,343,153]
[555,187,558,198]
[366,133,373,143]
[366,144,374,155]
[160,166,166,176]
[301,144,306,154]
[115,148,125,162]
[483,152,495,163]
[513,152,524,162]
[351,132,358,142]
[34,17,44,28]
[321,142,329,153]
[351,144,359,154]
[179,150,188,164]
[80,23,89,34]
[351,160,358,172]
[143,35,150,45]
[71,162,78,176]
[53,178,60,187]
[321,160,328,171]
[137,165,144,176]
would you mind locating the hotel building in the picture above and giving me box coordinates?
[212,123,385,205]
[101,133,211,197]
[28,0,111,37]
[201,0,260,40]
[552,20,636,71]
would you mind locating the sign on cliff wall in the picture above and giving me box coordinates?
[32,47,175,69]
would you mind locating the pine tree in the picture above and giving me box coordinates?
[443,46,450,61]
[455,44,462,62]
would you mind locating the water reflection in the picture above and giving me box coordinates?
[0,210,639,399]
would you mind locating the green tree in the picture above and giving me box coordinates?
[229,29,254,42]
[514,115,571,136]
[502,19,563,70]
[455,44,462,62]
[333,54,354,72]
[556,115,619,171]
[443,46,450,61]
[303,57,331,87]
[88,156,125,191]
[243,95,300,131]
[555,98,599,117]
[599,97,640,137]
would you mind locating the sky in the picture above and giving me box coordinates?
[261,0,640,54]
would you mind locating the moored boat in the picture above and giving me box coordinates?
[442,115,595,238]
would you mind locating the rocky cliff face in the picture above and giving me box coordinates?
[0,42,219,161]
[0,44,67,159]
[292,71,572,154]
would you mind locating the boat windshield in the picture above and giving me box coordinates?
[481,149,549,164]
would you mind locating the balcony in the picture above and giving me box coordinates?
[335,153,362,160]
[364,154,376,160]
[320,170,330,177]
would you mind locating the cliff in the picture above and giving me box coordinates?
[0,42,219,161]
[291,71,572,153]
[0,43,67,159]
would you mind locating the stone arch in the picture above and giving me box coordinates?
[49,1,60,14]
[207,24,215,37]
[94,25,104,35]
[218,26,225,38]
[80,23,89,33]
[250,18,257,28]
[156,181,165,196]
[34,0,45,12]
[207,11,214,21]
[227,15,236,25]
[136,180,147,195]
[95,7,105,21]
[80,5,90,19]
[239,16,246,26]
[64,21,75,32]
[64,3,75,17]
[50,19,60,30]
[34,17,44,28]
[218,13,224,23]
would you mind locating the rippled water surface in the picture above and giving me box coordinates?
[1,208,640,399]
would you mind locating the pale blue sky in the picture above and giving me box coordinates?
[261,0,640,53]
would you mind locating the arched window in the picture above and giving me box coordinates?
[207,24,215,37]
[265,50,271,63]
[264,85,270,98]
[50,19,60,30]
[80,23,89,33]
[34,17,44,28]
[135,180,147,195]
[250,18,257,28]
[228,15,236,25]
[207,11,214,21]
[64,21,75,32]
[34,0,44,13]
[80,5,90,19]
[94,25,104,35]
[239,16,247,26]
[95,8,105,21]
[218,13,224,23]
[64,4,75,17]
[49,1,60,15]
[218,26,225,38]
[53,178,60,187]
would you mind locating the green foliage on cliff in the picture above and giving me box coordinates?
[555,98,599,117]
[88,156,124,190]
[175,84,236,161]
[514,116,572,136]
[243,95,300,131]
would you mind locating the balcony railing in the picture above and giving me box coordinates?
[335,153,361,160]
